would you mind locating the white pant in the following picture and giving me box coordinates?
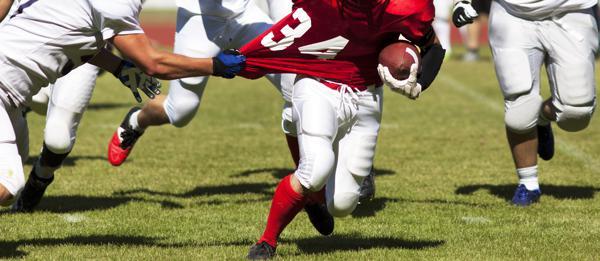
[490,1,598,132]
[164,2,295,127]
[0,91,26,197]
[292,78,382,217]
[433,0,453,52]
[30,64,99,153]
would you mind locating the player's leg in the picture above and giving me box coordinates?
[433,0,453,56]
[248,78,339,259]
[13,64,99,212]
[29,86,51,115]
[489,0,544,206]
[108,8,222,166]
[0,99,26,206]
[266,0,293,21]
[541,8,598,133]
[326,86,382,217]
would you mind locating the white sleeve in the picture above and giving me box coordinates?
[91,0,144,40]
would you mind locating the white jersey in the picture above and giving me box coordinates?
[176,0,250,18]
[0,0,143,107]
[498,0,598,19]
[0,0,20,27]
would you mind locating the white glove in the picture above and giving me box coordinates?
[452,1,479,27]
[377,63,421,99]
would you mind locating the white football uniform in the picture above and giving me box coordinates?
[0,0,143,198]
[489,0,598,132]
[163,0,295,128]
[0,0,19,27]
[497,0,597,19]
[0,0,143,108]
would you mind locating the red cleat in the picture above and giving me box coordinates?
[107,108,144,166]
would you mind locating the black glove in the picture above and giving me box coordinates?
[113,60,162,103]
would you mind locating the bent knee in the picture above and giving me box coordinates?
[295,136,335,191]
[164,95,200,128]
[504,93,543,133]
[44,122,74,154]
[555,103,595,132]
[327,191,359,217]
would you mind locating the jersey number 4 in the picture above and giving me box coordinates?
[260,8,349,60]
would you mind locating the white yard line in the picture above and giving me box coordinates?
[438,74,600,173]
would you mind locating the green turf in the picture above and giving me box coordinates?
[2,49,600,259]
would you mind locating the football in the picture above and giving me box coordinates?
[378,41,421,80]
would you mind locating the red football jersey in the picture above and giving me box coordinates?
[239,0,435,89]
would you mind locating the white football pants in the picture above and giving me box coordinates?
[292,78,382,217]
[433,0,453,52]
[30,64,99,154]
[0,88,27,197]
[164,2,295,128]
[490,1,598,132]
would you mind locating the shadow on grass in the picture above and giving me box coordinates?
[0,235,190,258]
[0,195,181,215]
[24,155,107,167]
[232,167,396,179]
[455,184,600,201]
[289,233,444,254]
[115,182,275,198]
[352,197,490,218]
[86,102,131,110]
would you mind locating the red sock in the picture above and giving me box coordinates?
[285,134,300,168]
[259,175,306,247]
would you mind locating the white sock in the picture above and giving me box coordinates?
[517,166,539,191]
[128,110,144,132]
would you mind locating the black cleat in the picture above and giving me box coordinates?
[12,167,54,212]
[358,169,376,203]
[247,241,276,260]
[537,124,554,161]
[304,203,334,236]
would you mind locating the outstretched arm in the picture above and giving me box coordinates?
[110,33,245,80]
[0,0,14,22]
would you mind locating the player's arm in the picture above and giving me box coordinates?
[453,0,478,27]
[0,0,14,21]
[417,34,445,92]
[110,33,245,80]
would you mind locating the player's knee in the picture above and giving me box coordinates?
[44,120,74,154]
[504,93,543,133]
[164,95,200,128]
[555,103,595,132]
[0,143,25,205]
[327,191,359,217]
[295,136,335,191]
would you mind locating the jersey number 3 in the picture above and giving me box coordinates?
[260,8,349,60]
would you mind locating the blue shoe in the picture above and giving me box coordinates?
[537,124,554,161]
[511,184,541,206]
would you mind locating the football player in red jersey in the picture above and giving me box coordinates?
[240,0,446,258]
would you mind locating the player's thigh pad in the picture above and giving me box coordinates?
[489,0,543,98]
[293,79,338,191]
[544,10,598,132]
[0,105,25,197]
[51,64,99,114]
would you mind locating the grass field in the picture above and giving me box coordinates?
[1,50,600,260]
